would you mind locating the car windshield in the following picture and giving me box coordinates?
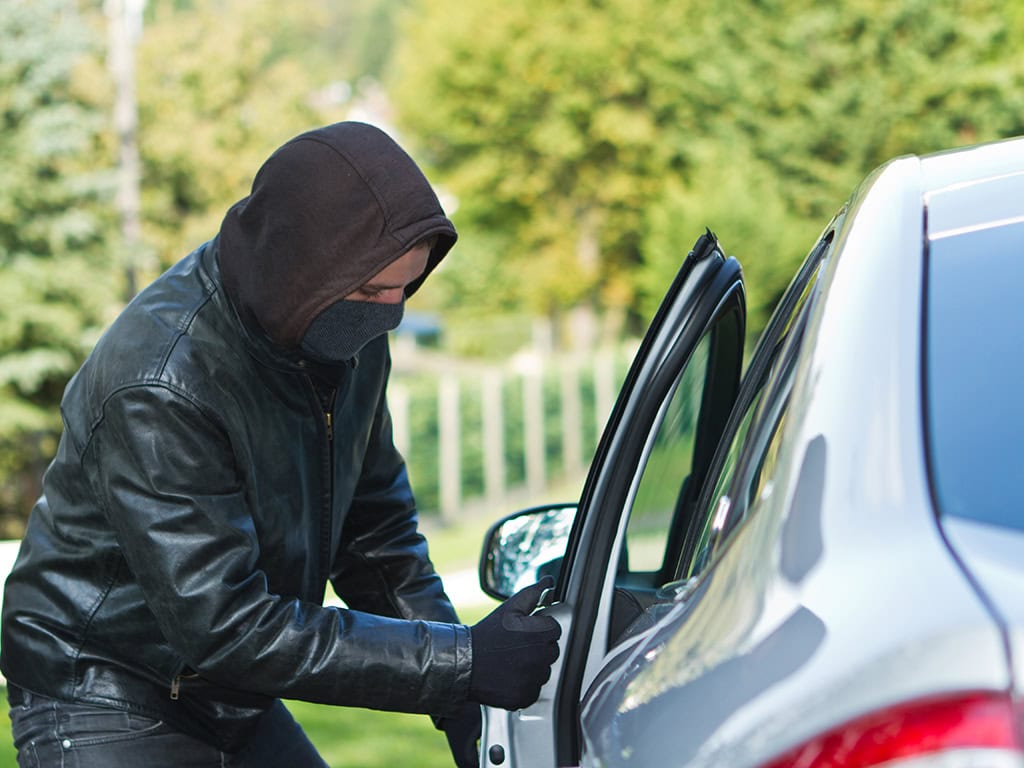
[926,220,1024,531]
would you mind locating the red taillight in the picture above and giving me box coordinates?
[762,692,1020,768]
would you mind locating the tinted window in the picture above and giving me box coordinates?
[926,220,1024,531]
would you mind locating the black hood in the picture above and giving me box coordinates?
[217,121,457,348]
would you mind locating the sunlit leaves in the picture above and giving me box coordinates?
[392,0,1024,336]
[0,0,118,534]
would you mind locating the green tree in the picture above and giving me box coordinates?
[691,0,1024,218]
[391,0,708,334]
[391,0,1024,341]
[333,0,414,85]
[135,0,349,270]
[0,0,119,535]
[133,0,419,272]
[0,0,415,533]
[637,0,1024,329]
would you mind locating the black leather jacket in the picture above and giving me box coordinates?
[0,241,471,750]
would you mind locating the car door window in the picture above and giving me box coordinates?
[686,400,760,577]
[620,334,710,580]
[746,406,788,511]
[681,234,832,580]
[608,313,744,648]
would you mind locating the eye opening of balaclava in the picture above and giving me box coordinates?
[217,121,457,357]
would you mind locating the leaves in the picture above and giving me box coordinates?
[390,0,1024,337]
[0,0,118,533]
[134,0,414,270]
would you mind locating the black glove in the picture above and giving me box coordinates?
[438,702,482,768]
[469,578,561,711]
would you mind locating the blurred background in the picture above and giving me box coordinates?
[1,0,1023,764]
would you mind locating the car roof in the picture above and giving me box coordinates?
[919,136,1024,242]
[920,134,1024,193]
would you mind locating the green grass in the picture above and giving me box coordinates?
[420,514,494,572]
[0,518,500,766]
[286,702,453,767]
[0,710,12,768]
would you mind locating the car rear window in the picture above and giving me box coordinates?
[926,220,1024,531]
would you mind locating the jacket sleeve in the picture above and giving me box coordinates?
[83,383,471,714]
[329,384,462,626]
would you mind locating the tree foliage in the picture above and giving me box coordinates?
[134,0,414,271]
[391,0,1024,337]
[392,0,703,320]
[135,0,339,270]
[0,0,119,536]
[0,0,378,531]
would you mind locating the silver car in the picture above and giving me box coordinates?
[477,135,1024,767]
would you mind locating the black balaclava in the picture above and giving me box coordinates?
[299,298,405,363]
[217,121,457,358]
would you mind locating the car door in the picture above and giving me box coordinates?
[478,230,746,767]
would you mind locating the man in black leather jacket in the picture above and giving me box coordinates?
[0,122,560,767]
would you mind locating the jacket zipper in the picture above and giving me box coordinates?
[169,374,339,703]
[320,386,337,586]
[170,669,199,700]
[317,383,337,456]
[307,375,339,588]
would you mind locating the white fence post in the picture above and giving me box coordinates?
[522,359,545,496]
[560,358,583,478]
[439,374,461,523]
[594,348,617,440]
[389,342,629,521]
[482,370,505,508]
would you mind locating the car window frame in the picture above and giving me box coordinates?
[680,227,837,581]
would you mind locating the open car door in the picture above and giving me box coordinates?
[478,230,746,767]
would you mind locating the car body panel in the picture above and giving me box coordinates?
[941,518,1024,701]
[919,135,1024,197]
[920,132,1024,723]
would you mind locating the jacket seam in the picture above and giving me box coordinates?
[59,405,85,457]
[79,378,225,461]
[80,286,217,453]
[298,137,397,239]
[454,622,472,706]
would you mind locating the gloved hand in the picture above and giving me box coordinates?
[469,577,561,711]
[438,701,482,768]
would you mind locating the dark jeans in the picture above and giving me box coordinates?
[8,686,328,767]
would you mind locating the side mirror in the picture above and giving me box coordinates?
[478,503,577,601]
